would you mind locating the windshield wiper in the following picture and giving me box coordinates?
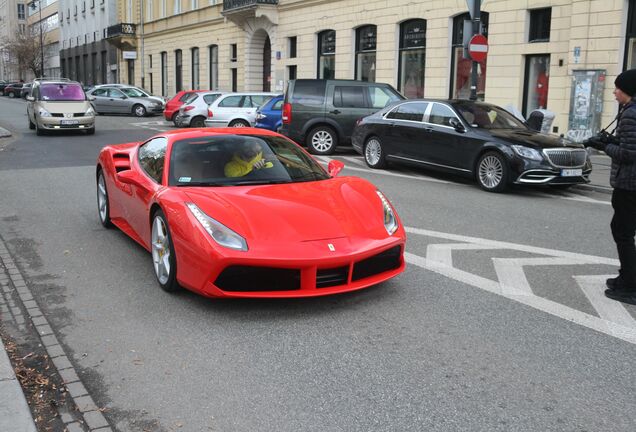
[175,181,228,187]
[231,179,292,186]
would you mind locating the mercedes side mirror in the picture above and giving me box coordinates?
[449,118,465,133]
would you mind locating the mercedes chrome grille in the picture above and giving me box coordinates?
[543,148,587,168]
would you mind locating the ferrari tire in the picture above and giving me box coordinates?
[229,119,249,128]
[133,104,147,117]
[307,126,338,155]
[476,151,509,193]
[190,116,206,128]
[96,170,113,228]
[364,136,387,169]
[151,209,179,293]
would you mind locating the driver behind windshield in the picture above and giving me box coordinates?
[224,141,273,178]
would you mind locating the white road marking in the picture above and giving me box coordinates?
[340,155,367,167]
[405,227,635,344]
[426,243,499,267]
[576,275,636,328]
[316,157,451,184]
[493,257,589,297]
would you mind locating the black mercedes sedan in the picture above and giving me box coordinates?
[351,99,592,192]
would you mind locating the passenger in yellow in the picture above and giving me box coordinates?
[224,141,273,177]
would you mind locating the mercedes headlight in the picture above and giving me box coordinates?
[376,191,398,235]
[512,145,543,161]
[38,108,51,117]
[186,203,248,251]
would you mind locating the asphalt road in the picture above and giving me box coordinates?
[0,96,635,432]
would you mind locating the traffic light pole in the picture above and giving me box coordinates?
[469,0,481,101]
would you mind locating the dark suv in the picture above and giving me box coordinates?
[280,79,404,154]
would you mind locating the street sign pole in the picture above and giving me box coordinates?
[467,0,481,100]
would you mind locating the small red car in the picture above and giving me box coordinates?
[96,128,406,298]
[163,90,207,121]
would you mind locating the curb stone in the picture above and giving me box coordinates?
[0,234,113,432]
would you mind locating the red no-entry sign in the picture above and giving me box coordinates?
[468,34,488,62]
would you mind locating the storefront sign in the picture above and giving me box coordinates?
[123,51,137,60]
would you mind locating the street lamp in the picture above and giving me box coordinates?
[28,0,45,77]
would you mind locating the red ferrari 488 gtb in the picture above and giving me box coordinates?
[96,128,406,298]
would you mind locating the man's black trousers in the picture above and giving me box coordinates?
[611,188,636,289]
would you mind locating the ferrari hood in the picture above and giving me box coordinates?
[182,178,389,242]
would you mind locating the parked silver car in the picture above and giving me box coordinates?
[203,92,277,127]
[174,91,225,128]
[87,85,165,117]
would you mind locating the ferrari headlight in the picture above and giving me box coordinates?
[512,145,543,161]
[85,106,95,116]
[376,191,398,235]
[38,108,51,117]
[186,203,248,251]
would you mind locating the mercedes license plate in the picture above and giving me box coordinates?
[60,120,79,125]
[561,169,582,177]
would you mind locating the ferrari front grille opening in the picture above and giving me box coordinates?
[316,266,349,288]
[215,266,301,292]
[351,246,402,282]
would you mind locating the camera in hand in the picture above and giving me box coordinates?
[583,130,618,150]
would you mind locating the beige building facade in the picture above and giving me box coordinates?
[115,0,636,140]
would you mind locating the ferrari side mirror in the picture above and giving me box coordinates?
[116,170,141,186]
[328,159,344,177]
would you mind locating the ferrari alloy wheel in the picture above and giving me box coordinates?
[133,104,147,117]
[307,126,338,155]
[151,210,179,292]
[477,152,508,193]
[229,119,249,127]
[364,136,387,169]
[96,170,112,228]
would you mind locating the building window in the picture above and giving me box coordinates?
[450,12,489,99]
[127,60,135,85]
[67,8,70,20]
[317,30,335,79]
[146,0,153,21]
[288,65,297,81]
[625,0,636,69]
[230,43,237,61]
[191,47,199,90]
[161,51,168,96]
[191,0,198,9]
[18,4,26,20]
[175,49,183,92]
[355,25,376,82]
[161,0,166,17]
[529,8,551,42]
[231,68,237,92]
[523,55,550,116]
[91,0,95,9]
[208,45,218,90]
[398,19,426,98]
[174,0,181,14]
[288,36,297,58]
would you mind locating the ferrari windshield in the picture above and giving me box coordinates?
[169,135,330,186]
[452,101,527,130]
[40,83,86,101]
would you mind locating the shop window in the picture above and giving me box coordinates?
[161,51,168,96]
[191,47,199,90]
[450,12,488,100]
[398,19,426,98]
[355,25,376,82]
[317,30,335,79]
[209,45,218,89]
[175,49,183,92]
[230,44,237,62]
[529,8,551,42]
[288,65,297,80]
[288,36,297,58]
[523,55,550,116]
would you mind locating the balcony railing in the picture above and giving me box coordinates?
[223,0,278,12]
[106,23,136,39]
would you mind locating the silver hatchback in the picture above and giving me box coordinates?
[174,92,225,128]
[203,92,277,128]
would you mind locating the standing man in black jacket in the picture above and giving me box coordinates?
[588,69,636,305]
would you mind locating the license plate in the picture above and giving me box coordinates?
[561,169,582,177]
[60,120,79,125]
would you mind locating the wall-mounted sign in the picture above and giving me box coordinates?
[122,51,137,60]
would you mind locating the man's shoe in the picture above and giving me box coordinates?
[604,287,636,306]
[606,276,620,289]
